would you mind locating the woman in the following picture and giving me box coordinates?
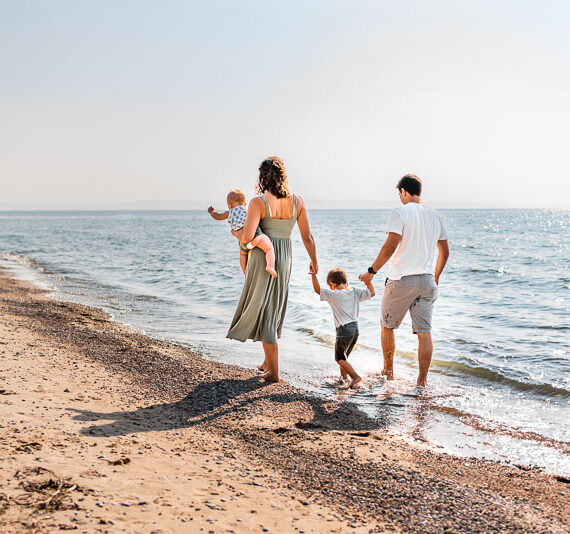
[227,157,318,382]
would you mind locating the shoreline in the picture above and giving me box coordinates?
[0,269,568,533]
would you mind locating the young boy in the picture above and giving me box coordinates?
[208,190,277,277]
[310,266,375,388]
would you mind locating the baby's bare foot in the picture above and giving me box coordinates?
[266,267,277,278]
[349,376,362,388]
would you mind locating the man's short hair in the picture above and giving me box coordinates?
[326,268,347,287]
[396,174,422,196]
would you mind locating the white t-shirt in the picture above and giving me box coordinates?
[320,287,372,328]
[386,202,447,280]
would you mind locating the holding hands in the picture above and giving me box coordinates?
[358,270,374,285]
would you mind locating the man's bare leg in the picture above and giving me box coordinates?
[249,235,277,278]
[416,332,433,387]
[381,326,395,380]
[338,360,362,388]
[261,343,279,382]
[239,251,248,275]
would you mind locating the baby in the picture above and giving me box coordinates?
[310,266,375,388]
[208,190,277,277]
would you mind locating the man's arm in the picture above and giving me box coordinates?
[435,240,449,285]
[359,232,402,284]
[207,206,229,220]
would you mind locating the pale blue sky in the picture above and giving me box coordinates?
[1,1,569,209]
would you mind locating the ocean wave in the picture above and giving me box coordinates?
[0,251,43,270]
[427,404,570,455]
[428,358,570,397]
[297,325,569,396]
[296,327,336,346]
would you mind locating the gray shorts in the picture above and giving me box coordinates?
[381,274,438,333]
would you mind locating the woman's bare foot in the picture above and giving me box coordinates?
[266,267,277,278]
[349,376,362,388]
[257,363,267,372]
[381,368,394,380]
[261,371,279,383]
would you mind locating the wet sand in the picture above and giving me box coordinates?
[0,269,568,533]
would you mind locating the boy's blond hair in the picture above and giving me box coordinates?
[227,189,246,207]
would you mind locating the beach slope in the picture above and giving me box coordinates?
[0,270,568,533]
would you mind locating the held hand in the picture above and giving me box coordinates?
[359,272,374,285]
[309,261,318,275]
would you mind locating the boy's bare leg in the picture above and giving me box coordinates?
[416,332,433,387]
[338,360,362,388]
[239,251,248,275]
[261,343,279,382]
[249,234,277,278]
[381,326,395,379]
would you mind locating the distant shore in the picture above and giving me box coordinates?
[0,269,568,533]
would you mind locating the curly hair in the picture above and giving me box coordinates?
[256,157,289,198]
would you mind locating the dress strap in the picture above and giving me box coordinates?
[292,194,298,220]
[261,194,272,219]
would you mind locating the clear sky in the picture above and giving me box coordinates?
[1,0,569,209]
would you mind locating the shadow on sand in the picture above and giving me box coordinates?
[68,376,405,438]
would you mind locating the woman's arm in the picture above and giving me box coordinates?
[231,197,264,243]
[296,195,318,274]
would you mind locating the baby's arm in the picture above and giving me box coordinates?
[310,267,321,295]
[207,206,229,220]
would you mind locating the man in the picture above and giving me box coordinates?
[359,174,449,387]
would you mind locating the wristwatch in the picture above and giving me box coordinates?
[368,266,377,275]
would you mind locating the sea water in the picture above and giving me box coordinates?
[1,209,568,475]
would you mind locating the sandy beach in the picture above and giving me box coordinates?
[0,268,568,533]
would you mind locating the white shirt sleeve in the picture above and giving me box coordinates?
[356,287,372,302]
[439,217,447,241]
[386,208,404,235]
[438,215,448,240]
[320,288,333,302]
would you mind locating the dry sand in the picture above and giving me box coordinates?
[0,269,568,533]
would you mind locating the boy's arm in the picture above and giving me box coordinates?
[207,206,229,220]
[309,266,320,295]
[363,278,375,298]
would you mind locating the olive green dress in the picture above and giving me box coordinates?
[227,194,298,344]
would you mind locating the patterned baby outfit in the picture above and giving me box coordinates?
[228,205,247,231]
